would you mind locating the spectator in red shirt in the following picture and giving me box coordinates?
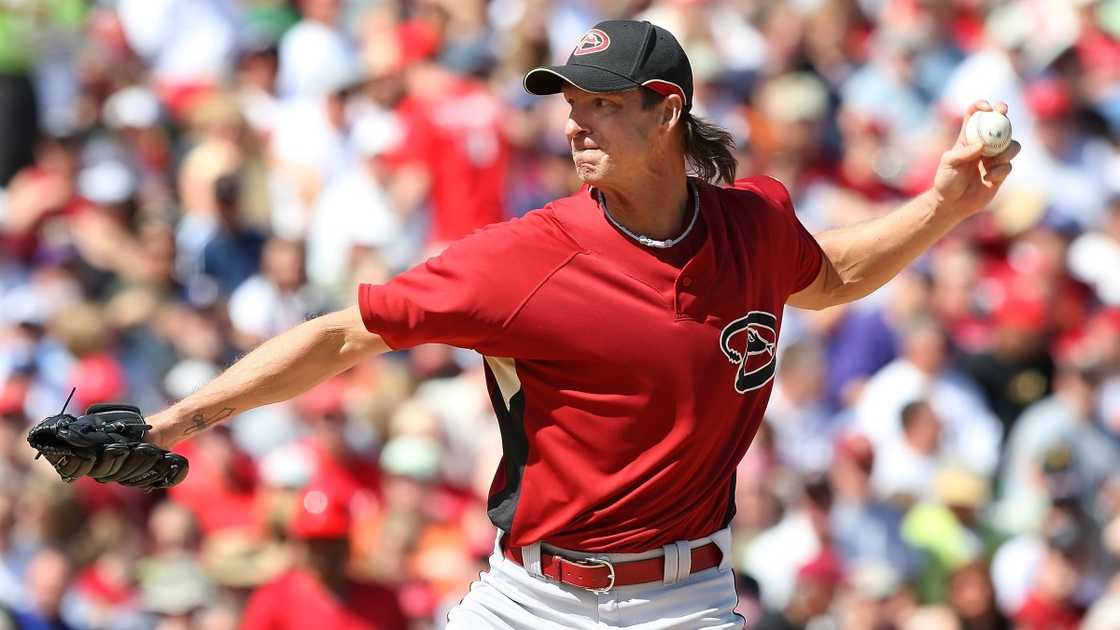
[241,482,406,630]
[168,426,260,536]
[391,61,509,246]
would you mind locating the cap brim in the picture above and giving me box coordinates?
[523,64,640,97]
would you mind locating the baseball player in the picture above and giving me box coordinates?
[29,20,1019,629]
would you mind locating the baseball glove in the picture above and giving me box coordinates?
[27,404,189,489]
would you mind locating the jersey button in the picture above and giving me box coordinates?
[681,276,694,288]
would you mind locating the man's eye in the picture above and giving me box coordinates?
[595,99,613,109]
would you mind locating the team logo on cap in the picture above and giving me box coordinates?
[573,29,611,56]
[719,311,778,393]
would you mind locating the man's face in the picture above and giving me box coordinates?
[561,85,664,188]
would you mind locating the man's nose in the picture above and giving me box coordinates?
[565,114,587,142]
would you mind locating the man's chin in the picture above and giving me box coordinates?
[574,164,605,183]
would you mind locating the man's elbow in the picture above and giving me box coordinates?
[313,306,391,361]
[787,266,857,310]
[787,291,845,311]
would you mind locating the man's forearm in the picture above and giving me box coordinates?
[148,306,387,447]
[809,190,968,307]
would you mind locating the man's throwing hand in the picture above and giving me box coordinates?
[932,100,1022,216]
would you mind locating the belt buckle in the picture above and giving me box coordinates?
[573,557,616,594]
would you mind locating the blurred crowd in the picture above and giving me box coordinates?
[1,0,1120,628]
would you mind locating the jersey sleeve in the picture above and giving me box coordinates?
[358,210,577,353]
[733,176,824,297]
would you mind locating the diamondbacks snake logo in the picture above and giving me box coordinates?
[573,29,611,56]
[719,311,778,393]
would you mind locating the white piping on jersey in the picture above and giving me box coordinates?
[596,182,699,249]
[483,356,521,411]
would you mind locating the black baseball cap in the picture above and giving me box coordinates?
[524,20,694,110]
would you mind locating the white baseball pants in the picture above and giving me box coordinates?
[445,528,745,629]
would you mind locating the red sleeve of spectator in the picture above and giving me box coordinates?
[733,175,824,297]
[358,211,579,352]
[239,586,276,630]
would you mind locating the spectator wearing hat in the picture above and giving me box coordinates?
[113,0,239,116]
[387,53,510,249]
[350,434,444,583]
[241,482,406,630]
[1011,77,1115,229]
[998,358,1119,534]
[958,290,1055,434]
[750,72,834,211]
[100,85,174,212]
[69,159,178,296]
[136,502,219,625]
[903,466,994,603]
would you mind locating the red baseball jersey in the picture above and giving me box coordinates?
[359,176,823,552]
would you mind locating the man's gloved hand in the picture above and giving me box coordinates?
[27,404,189,489]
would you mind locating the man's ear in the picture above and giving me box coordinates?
[660,93,685,131]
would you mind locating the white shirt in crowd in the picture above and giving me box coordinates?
[854,358,1003,476]
[228,275,314,340]
[277,19,357,100]
[871,435,940,502]
[306,166,403,289]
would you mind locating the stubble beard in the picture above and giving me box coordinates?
[573,154,608,184]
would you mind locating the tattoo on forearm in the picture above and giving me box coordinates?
[183,408,235,435]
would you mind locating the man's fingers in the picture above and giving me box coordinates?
[945,142,985,166]
[993,101,1008,115]
[956,100,993,144]
[982,163,1012,186]
[985,140,1022,166]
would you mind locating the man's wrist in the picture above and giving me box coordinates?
[925,188,972,223]
[145,411,177,449]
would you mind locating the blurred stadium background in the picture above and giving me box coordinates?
[1,0,1120,628]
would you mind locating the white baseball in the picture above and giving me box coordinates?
[964,110,1013,157]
